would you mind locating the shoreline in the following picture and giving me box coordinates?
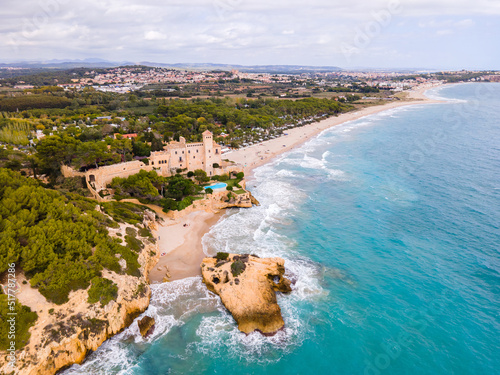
[227,84,445,178]
[150,84,445,281]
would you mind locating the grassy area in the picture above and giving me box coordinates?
[224,178,241,188]
[234,189,246,195]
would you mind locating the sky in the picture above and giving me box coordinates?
[1,0,499,70]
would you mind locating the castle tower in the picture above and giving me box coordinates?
[203,130,214,176]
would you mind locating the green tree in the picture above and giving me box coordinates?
[74,141,110,168]
[36,135,81,176]
[193,169,209,185]
[111,137,132,162]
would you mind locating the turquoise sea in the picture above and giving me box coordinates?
[66,83,500,375]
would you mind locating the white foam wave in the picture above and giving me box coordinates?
[321,150,331,161]
[424,86,468,103]
[64,277,220,375]
[64,328,140,374]
[275,169,298,178]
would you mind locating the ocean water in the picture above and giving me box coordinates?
[65,83,500,375]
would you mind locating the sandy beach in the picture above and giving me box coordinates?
[149,84,443,282]
[149,210,223,282]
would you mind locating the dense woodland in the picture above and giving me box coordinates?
[0,168,159,349]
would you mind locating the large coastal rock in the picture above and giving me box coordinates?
[201,254,292,334]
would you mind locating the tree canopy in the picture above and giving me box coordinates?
[0,168,149,305]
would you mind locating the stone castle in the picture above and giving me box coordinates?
[149,130,222,178]
[62,130,232,199]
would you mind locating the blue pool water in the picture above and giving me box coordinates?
[204,182,227,190]
[66,83,500,375]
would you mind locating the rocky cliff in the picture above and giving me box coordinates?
[201,254,291,334]
[0,235,159,375]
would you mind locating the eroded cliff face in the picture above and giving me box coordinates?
[201,254,291,335]
[0,239,159,375]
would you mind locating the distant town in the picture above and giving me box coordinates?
[4,65,499,96]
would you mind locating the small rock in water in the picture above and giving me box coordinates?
[138,316,155,338]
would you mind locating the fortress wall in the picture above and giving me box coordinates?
[86,160,151,191]
[61,165,86,178]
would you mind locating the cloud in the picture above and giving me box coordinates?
[0,0,497,69]
[436,29,454,36]
[418,19,475,29]
[144,31,167,41]
[455,19,475,28]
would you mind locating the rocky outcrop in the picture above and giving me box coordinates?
[137,316,155,338]
[201,254,291,335]
[249,192,260,206]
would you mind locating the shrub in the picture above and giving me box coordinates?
[226,185,233,191]
[161,198,178,212]
[125,227,137,237]
[125,234,144,252]
[87,277,118,307]
[231,260,246,277]
[177,196,194,211]
[187,171,194,178]
[0,296,38,350]
[98,189,110,198]
[236,172,244,179]
[138,225,152,238]
[30,260,101,305]
[0,170,143,307]
[205,188,213,194]
[215,252,229,261]
[101,201,145,224]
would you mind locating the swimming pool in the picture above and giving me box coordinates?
[204,182,227,190]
